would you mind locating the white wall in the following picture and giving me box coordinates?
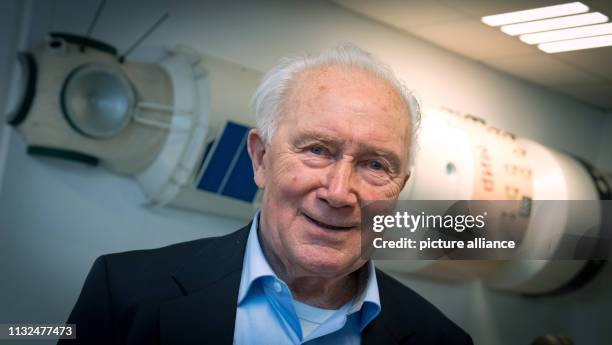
[597,112,612,171]
[1,1,611,344]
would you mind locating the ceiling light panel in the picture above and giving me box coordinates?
[520,23,612,44]
[482,2,589,26]
[482,2,612,53]
[539,34,612,53]
[501,12,608,36]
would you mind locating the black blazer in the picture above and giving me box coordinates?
[59,224,472,345]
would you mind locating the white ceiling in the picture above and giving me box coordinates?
[332,0,612,111]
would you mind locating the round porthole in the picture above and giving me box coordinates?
[61,63,135,139]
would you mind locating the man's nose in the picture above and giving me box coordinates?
[319,160,358,208]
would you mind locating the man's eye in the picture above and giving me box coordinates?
[368,160,384,170]
[309,146,326,155]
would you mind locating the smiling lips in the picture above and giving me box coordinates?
[302,213,358,231]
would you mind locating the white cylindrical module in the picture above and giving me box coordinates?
[136,48,263,219]
[160,53,262,220]
[379,106,609,295]
[484,139,602,294]
[133,46,210,207]
[8,33,263,220]
[10,33,171,175]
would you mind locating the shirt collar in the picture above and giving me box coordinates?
[237,211,277,305]
[237,211,381,329]
[348,260,381,330]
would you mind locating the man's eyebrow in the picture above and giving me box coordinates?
[357,143,402,170]
[293,130,343,146]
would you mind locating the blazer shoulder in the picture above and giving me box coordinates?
[103,225,250,274]
[62,225,251,345]
[375,269,473,344]
[92,226,250,305]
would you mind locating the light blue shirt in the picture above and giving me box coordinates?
[233,212,381,345]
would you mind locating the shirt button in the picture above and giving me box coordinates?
[273,281,282,293]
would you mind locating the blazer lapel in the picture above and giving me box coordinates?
[160,225,250,345]
[362,316,401,345]
[361,269,416,345]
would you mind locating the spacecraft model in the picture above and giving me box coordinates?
[6,31,262,219]
[379,106,612,294]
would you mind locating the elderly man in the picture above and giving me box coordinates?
[60,45,472,345]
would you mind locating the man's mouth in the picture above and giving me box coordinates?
[302,213,356,231]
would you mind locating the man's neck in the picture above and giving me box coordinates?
[258,228,359,309]
[287,272,359,309]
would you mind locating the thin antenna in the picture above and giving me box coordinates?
[119,12,170,63]
[81,0,106,52]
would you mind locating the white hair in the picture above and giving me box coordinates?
[252,43,421,168]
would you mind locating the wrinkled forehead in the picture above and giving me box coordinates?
[280,64,411,136]
[286,64,407,111]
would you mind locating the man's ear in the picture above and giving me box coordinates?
[400,169,411,190]
[247,129,267,189]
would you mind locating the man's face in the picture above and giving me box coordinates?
[248,65,411,279]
